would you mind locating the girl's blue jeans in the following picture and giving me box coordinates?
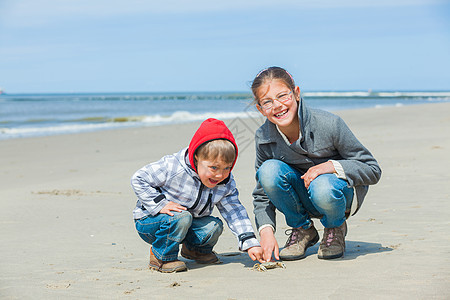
[257,159,354,229]
[135,211,223,261]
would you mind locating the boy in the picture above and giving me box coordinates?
[131,118,263,272]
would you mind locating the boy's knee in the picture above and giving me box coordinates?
[173,211,193,229]
[207,218,224,243]
[213,218,224,236]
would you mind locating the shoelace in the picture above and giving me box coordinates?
[325,228,337,246]
[284,228,301,247]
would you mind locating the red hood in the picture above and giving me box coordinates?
[188,118,238,173]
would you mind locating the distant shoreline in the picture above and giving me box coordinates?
[1,94,449,141]
[1,90,450,97]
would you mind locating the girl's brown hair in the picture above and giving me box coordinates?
[251,66,297,105]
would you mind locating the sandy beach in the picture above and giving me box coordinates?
[1,103,449,299]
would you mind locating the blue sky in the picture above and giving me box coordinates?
[0,0,449,93]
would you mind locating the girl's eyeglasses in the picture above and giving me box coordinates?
[258,91,292,110]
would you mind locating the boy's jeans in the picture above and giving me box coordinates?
[135,211,223,261]
[257,159,354,229]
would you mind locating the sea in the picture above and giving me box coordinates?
[1,91,449,140]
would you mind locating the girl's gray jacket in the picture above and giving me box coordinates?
[253,99,382,231]
[132,148,260,251]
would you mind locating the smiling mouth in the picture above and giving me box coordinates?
[209,179,219,184]
[275,110,288,118]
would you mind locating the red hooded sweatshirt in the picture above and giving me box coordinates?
[188,118,238,173]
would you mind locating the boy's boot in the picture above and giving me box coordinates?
[149,248,187,273]
[180,244,219,264]
[279,222,319,261]
[318,221,347,259]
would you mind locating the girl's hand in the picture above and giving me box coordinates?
[247,246,264,262]
[160,201,187,216]
[301,161,335,189]
[259,227,279,262]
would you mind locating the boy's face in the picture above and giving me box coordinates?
[195,156,233,188]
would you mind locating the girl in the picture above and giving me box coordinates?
[251,67,381,262]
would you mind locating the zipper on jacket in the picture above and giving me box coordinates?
[190,183,204,210]
[199,192,213,215]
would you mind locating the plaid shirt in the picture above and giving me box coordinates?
[131,147,259,251]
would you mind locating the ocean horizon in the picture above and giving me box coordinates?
[1,90,450,140]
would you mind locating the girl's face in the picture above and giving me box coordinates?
[255,79,300,129]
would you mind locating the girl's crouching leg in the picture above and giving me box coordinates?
[308,174,353,228]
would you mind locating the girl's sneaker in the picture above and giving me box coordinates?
[318,221,347,259]
[279,223,319,261]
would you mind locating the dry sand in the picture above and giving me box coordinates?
[1,103,449,299]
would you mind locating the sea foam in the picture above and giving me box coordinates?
[0,110,260,140]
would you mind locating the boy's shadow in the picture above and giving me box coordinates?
[180,251,255,269]
[182,241,393,269]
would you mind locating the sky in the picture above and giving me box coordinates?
[0,0,449,93]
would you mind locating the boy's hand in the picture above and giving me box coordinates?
[160,201,187,216]
[247,246,264,263]
[259,226,280,262]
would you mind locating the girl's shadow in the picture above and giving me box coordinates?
[182,241,393,269]
[305,240,393,260]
